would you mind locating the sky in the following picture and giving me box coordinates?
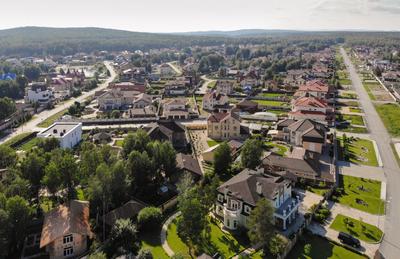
[1,0,400,32]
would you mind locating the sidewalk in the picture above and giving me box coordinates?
[160,211,181,257]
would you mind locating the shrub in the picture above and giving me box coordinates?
[304,243,312,255]
[137,248,153,259]
[137,206,162,230]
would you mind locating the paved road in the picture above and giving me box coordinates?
[341,48,400,259]
[167,61,182,76]
[196,75,216,94]
[0,61,117,144]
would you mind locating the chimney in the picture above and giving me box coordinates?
[256,181,262,195]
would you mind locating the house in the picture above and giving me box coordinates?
[65,69,86,85]
[289,96,334,126]
[285,119,327,153]
[37,122,82,149]
[175,153,203,181]
[147,121,188,149]
[162,98,189,120]
[40,200,93,259]
[164,80,187,96]
[294,80,334,100]
[103,200,146,227]
[216,80,235,94]
[132,93,153,108]
[25,82,53,104]
[235,99,259,113]
[50,76,73,99]
[207,112,241,140]
[109,82,146,95]
[97,89,125,110]
[215,169,300,230]
[262,151,321,181]
[160,63,175,77]
[202,140,243,163]
[125,106,157,118]
[202,90,229,111]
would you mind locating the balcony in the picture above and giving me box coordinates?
[274,195,300,219]
[223,204,240,219]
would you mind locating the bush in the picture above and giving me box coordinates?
[304,243,312,255]
[137,206,162,230]
[137,248,153,259]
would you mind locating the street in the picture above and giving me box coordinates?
[341,47,400,259]
[0,61,117,144]
[196,75,216,94]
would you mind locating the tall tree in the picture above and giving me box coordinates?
[240,139,263,169]
[127,151,154,187]
[107,218,139,257]
[213,142,232,175]
[42,161,63,200]
[247,199,275,250]
[0,145,17,169]
[122,129,150,157]
[20,150,46,200]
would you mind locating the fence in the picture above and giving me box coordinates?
[159,195,178,213]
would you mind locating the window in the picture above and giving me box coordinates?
[218,194,224,202]
[244,205,251,213]
[63,247,73,257]
[233,220,237,228]
[63,234,73,244]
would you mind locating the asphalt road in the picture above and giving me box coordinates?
[196,75,216,94]
[341,48,400,259]
[0,61,117,144]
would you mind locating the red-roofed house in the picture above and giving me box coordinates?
[294,80,334,100]
[289,96,334,125]
[202,90,229,110]
[207,112,241,140]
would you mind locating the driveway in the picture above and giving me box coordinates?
[338,161,386,182]
[341,48,400,258]
[196,75,216,94]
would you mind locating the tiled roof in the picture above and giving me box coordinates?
[298,80,329,92]
[207,112,230,123]
[293,96,328,108]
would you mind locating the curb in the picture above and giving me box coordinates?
[371,139,383,167]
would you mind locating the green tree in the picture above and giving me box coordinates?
[0,145,17,169]
[88,252,107,259]
[0,208,10,257]
[111,110,120,118]
[107,218,139,256]
[268,234,287,256]
[42,161,63,200]
[127,151,154,187]
[110,161,129,207]
[123,129,151,157]
[247,199,275,249]
[23,64,41,81]
[0,97,16,120]
[20,150,46,200]
[213,142,232,175]
[137,206,162,231]
[37,138,59,152]
[240,139,263,169]
[137,248,153,259]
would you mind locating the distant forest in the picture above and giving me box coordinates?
[0,27,399,56]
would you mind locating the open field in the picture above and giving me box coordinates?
[338,137,378,167]
[375,103,400,137]
[254,99,288,107]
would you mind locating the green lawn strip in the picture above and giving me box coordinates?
[207,139,222,148]
[330,214,383,243]
[339,78,352,85]
[336,126,368,134]
[166,217,247,258]
[264,109,288,116]
[140,229,170,259]
[254,99,288,107]
[287,233,367,259]
[37,109,68,128]
[336,175,384,215]
[349,107,362,113]
[18,138,40,151]
[362,84,376,101]
[114,139,124,147]
[258,92,286,98]
[2,132,33,147]
[342,115,365,126]
[375,103,400,137]
[390,143,400,167]
[308,186,330,196]
[264,141,288,156]
[339,137,378,166]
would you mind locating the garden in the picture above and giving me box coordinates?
[333,175,384,215]
[338,136,378,167]
[330,214,383,243]
[254,99,289,107]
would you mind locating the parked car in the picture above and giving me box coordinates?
[338,231,361,248]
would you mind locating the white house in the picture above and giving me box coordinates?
[25,82,54,104]
[202,90,229,111]
[215,169,300,231]
[37,122,82,149]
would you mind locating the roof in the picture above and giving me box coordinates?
[287,119,325,139]
[276,119,296,128]
[104,200,146,226]
[236,99,258,108]
[293,96,328,108]
[217,169,288,206]
[298,80,330,93]
[207,112,230,123]
[40,200,92,248]
[176,153,202,176]
[38,122,81,139]
[263,152,320,176]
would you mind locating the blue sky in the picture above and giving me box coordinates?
[1,0,399,32]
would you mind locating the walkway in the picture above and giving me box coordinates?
[160,211,181,257]
[338,161,386,182]
[341,48,400,258]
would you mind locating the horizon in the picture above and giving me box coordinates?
[0,0,399,32]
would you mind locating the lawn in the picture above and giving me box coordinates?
[140,229,170,259]
[308,186,330,196]
[336,125,368,134]
[264,109,289,116]
[254,100,288,107]
[264,142,288,156]
[349,107,362,113]
[166,217,247,258]
[375,103,400,137]
[339,137,378,167]
[37,109,68,128]
[341,115,365,126]
[207,139,222,148]
[259,92,286,98]
[337,100,359,107]
[330,214,383,243]
[287,233,367,259]
[114,139,124,147]
[2,132,33,147]
[338,93,357,99]
[18,138,40,151]
[335,175,384,215]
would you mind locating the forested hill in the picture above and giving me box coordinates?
[0,27,229,56]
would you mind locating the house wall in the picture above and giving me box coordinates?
[303,141,323,153]
[46,233,87,259]
[26,89,53,103]
[207,116,240,140]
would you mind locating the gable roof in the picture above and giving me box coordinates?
[207,112,230,123]
[293,96,328,108]
[298,80,329,93]
[217,169,288,206]
[287,119,325,139]
[104,200,146,226]
[176,153,202,176]
[40,200,92,248]
[262,152,320,176]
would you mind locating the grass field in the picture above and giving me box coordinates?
[341,115,365,126]
[264,141,288,156]
[339,137,378,166]
[141,229,170,259]
[2,132,33,147]
[375,103,400,137]
[287,233,367,259]
[349,107,362,113]
[330,214,383,243]
[336,175,384,215]
[207,139,222,147]
[336,125,368,134]
[258,92,286,98]
[254,99,288,107]
[167,217,247,258]
[37,109,68,128]
[114,139,124,147]
[18,138,40,151]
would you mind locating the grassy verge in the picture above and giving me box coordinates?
[140,229,170,259]
[37,109,68,128]
[2,132,33,147]
[207,139,222,148]
[254,100,288,107]
[338,137,378,167]
[375,103,400,137]
[334,175,384,215]
[287,233,367,259]
[264,142,288,156]
[336,126,368,134]
[330,214,383,243]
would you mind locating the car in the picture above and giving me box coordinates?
[338,231,361,248]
